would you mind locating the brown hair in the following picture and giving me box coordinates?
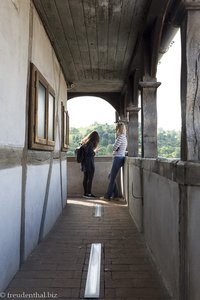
[81,131,100,148]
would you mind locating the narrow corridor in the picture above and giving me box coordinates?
[5,199,171,300]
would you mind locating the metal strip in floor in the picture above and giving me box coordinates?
[94,204,102,217]
[84,243,102,298]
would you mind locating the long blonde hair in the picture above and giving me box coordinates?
[116,122,126,135]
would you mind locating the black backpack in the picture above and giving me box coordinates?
[75,145,85,163]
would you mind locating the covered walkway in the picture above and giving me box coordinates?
[6,198,170,300]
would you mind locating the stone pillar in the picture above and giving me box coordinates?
[180,4,200,161]
[126,107,140,157]
[178,4,200,300]
[126,69,140,157]
[139,81,161,158]
[118,93,127,122]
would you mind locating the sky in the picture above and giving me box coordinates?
[157,30,181,130]
[67,30,181,130]
[67,97,116,128]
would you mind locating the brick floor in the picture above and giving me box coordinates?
[5,198,171,299]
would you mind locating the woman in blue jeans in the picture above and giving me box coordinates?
[101,122,127,200]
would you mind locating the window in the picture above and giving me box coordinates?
[29,63,56,151]
[61,102,69,151]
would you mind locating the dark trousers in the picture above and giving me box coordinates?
[83,169,94,194]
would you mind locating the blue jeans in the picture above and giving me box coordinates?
[104,156,125,199]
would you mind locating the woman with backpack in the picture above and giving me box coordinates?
[80,130,100,199]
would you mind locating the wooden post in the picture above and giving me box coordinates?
[127,107,140,157]
[126,69,140,157]
[139,81,161,158]
[180,4,200,161]
[177,4,200,300]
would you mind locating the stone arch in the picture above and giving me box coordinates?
[67,95,117,128]
[68,92,122,116]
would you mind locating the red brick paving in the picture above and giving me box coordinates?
[5,198,171,299]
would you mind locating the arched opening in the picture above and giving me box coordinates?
[157,29,181,158]
[67,96,116,157]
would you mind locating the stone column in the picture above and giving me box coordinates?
[126,106,140,157]
[139,81,161,158]
[177,4,200,300]
[126,69,141,157]
[180,3,200,161]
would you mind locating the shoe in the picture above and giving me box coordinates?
[83,194,95,199]
[90,193,96,197]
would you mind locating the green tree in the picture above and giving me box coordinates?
[157,128,180,158]
[67,123,115,157]
[67,123,181,159]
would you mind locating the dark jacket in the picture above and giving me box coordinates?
[81,141,95,172]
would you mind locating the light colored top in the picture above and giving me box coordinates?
[113,134,127,157]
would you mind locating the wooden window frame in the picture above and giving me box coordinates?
[61,102,69,152]
[29,63,56,151]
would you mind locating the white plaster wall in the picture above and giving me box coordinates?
[32,7,59,89]
[0,167,21,290]
[67,159,85,197]
[31,6,67,152]
[24,164,49,259]
[43,162,63,237]
[143,171,179,299]
[61,160,67,204]
[0,0,29,147]
[0,0,29,290]
[0,1,68,290]
[123,159,129,202]
[187,186,200,300]
[93,159,113,195]
[128,163,143,232]
[28,5,68,239]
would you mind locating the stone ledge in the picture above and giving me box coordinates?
[0,147,67,169]
[67,156,113,163]
[126,157,200,186]
[0,146,23,170]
